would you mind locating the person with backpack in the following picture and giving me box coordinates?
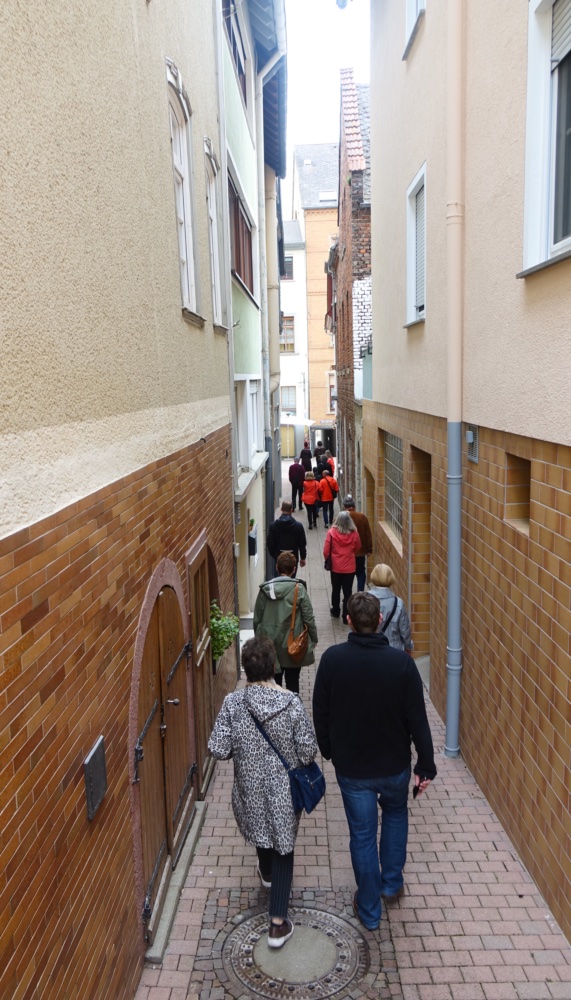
[267,502,307,576]
[318,467,339,528]
[368,564,413,653]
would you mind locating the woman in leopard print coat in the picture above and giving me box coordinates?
[208,636,319,947]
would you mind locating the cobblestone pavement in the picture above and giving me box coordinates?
[135,464,571,1000]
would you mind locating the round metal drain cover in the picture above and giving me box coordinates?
[221,906,369,998]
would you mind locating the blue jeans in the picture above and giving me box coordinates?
[355,556,367,592]
[336,767,410,929]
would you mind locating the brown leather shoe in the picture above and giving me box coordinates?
[268,918,294,949]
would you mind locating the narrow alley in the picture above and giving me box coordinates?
[134,467,571,1000]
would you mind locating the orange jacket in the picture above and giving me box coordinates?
[318,476,338,503]
[301,479,320,505]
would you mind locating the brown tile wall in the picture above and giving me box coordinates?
[362,401,571,940]
[0,424,237,999]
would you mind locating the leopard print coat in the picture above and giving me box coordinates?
[208,684,318,854]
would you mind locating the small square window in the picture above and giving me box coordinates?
[282,256,293,280]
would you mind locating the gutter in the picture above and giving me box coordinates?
[444,0,464,758]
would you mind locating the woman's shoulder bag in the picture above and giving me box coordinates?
[287,583,309,663]
[248,708,325,815]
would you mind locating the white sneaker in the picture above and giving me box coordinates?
[257,864,271,889]
[268,918,294,949]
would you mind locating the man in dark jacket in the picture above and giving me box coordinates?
[267,501,307,576]
[343,495,373,591]
[288,458,305,511]
[312,592,436,931]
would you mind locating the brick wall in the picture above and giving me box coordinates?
[362,400,571,941]
[0,425,236,999]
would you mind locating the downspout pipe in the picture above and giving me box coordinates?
[444,0,464,758]
[256,27,286,581]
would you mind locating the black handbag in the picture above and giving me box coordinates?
[323,533,333,571]
[249,711,326,815]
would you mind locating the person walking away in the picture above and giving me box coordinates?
[323,511,360,624]
[288,458,305,511]
[318,467,339,528]
[342,495,373,592]
[323,450,335,476]
[368,563,413,652]
[301,471,320,529]
[312,460,324,521]
[267,502,307,577]
[209,635,318,948]
[253,551,318,693]
[313,440,326,460]
[299,440,313,473]
[312,592,436,931]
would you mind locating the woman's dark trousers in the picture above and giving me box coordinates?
[330,571,355,622]
[256,848,294,919]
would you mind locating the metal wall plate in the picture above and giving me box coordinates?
[84,735,107,821]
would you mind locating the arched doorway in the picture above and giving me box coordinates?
[131,565,197,943]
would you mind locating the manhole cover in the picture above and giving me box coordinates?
[221,906,369,998]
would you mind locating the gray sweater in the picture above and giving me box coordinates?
[368,586,413,651]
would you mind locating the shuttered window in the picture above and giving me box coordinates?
[552,0,571,64]
[415,184,425,315]
[553,0,571,245]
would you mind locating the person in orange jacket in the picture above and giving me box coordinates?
[301,471,320,529]
[318,467,339,527]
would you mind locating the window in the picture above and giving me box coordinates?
[403,0,426,60]
[280,315,295,353]
[204,139,223,325]
[384,432,403,540]
[524,0,571,268]
[282,256,293,280]
[328,373,336,413]
[281,386,297,414]
[222,0,247,104]
[406,164,426,323]
[229,176,254,294]
[167,61,197,311]
[249,382,260,454]
[505,454,531,534]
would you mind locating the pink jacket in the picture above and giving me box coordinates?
[323,527,361,574]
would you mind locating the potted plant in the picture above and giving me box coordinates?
[209,600,240,666]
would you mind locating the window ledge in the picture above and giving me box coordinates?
[505,518,530,536]
[403,317,425,330]
[379,520,403,558]
[231,270,259,307]
[234,451,269,503]
[516,246,571,278]
[402,9,425,61]
[214,324,229,336]
[182,308,206,329]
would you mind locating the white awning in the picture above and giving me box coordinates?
[280,416,315,427]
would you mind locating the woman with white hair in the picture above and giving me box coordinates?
[368,563,413,652]
[323,511,361,624]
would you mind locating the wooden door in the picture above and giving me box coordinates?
[137,600,169,927]
[158,586,196,866]
[137,587,195,940]
[188,548,214,798]
[281,425,295,458]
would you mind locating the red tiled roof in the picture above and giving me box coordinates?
[340,67,366,172]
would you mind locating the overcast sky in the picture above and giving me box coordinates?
[282,0,370,215]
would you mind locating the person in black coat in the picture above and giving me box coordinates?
[299,441,313,473]
[266,501,307,576]
[288,458,306,511]
[312,591,436,932]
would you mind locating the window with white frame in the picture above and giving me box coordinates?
[228,175,254,294]
[249,381,260,455]
[328,373,336,413]
[282,256,294,280]
[167,61,197,312]
[280,315,295,353]
[204,139,223,325]
[281,385,297,414]
[524,0,571,268]
[406,164,426,323]
[404,0,426,59]
[222,0,248,105]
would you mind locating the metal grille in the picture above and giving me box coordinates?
[384,433,403,539]
[466,424,479,463]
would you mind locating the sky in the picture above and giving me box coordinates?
[282,0,370,216]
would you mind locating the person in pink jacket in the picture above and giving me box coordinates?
[323,511,361,624]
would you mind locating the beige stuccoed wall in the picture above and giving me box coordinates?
[0,0,231,537]
[371,0,571,444]
[371,0,448,418]
[305,208,337,424]
[463,0,571,443]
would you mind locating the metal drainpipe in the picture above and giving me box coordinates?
[256,47,285,580]
[444,0,464,757]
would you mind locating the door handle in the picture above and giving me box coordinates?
[167,698,180,706]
